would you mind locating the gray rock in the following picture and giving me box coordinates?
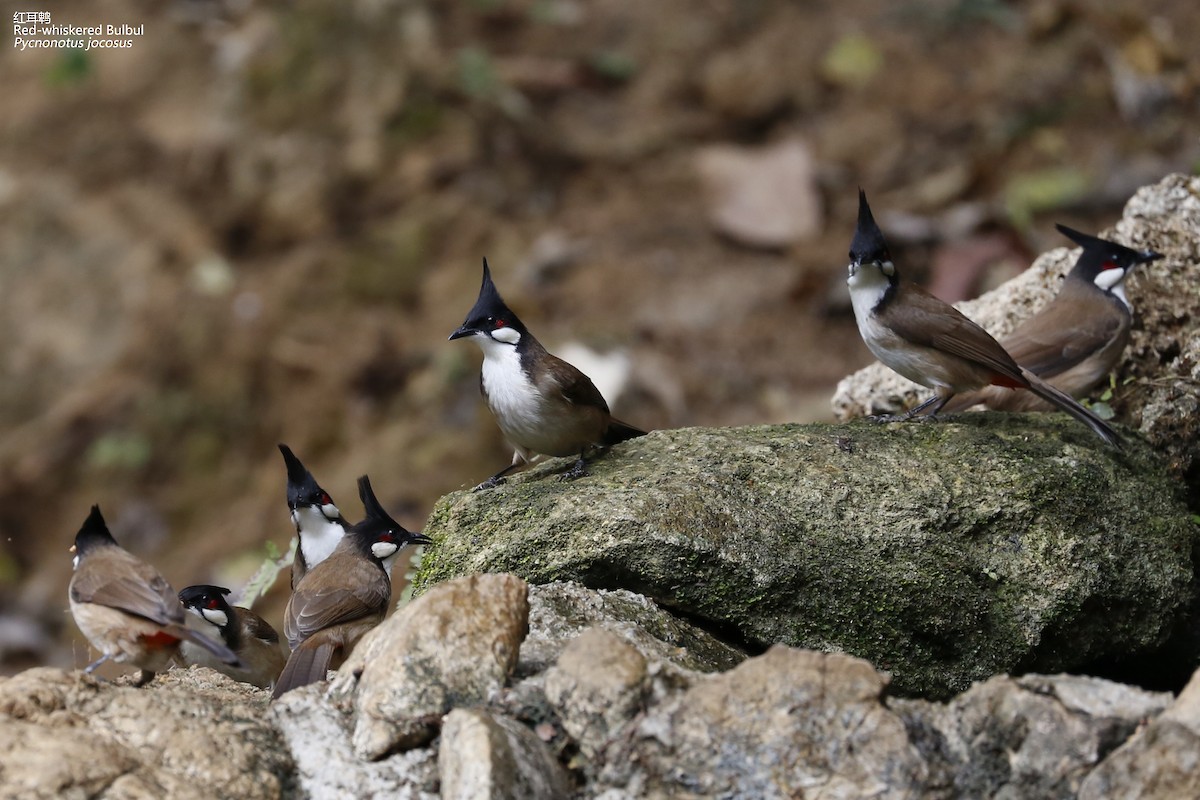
[438,708,571,800]
[832,172,1200,503]
[269,684,438,800]
[522,581,745,675]
[1079,664,1200,799]
[414,422,1196,698]
[595,645,927,798]
[329,573,530,759]
[0,667,291,800]
[893,673,1172,799]
[543,628,649,759]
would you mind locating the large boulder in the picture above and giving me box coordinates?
[414,419,1196,698]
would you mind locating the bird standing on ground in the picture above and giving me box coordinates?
[941,224,1161,413]
[178,584,286,690]
[278,444,348,588]
[449,258,647,490]
[845,190,1120,447]
[273,476,429,698]
[68,506,239,686]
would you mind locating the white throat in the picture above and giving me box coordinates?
[847,262,893,327]
[295,506,344,569]
[1094,269,1131,309]
[477,334,542,440]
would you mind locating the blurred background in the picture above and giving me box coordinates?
[2,0,1197,675]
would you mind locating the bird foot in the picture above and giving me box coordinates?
[558,459,589,482]
[133,670,156,688]
[867,414,906,423]
[472,476,507,492]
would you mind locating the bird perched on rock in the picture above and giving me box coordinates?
[449,258,646,490]
[278,444,348,588]
[178,584,286,691]
[68,506,239,686]
[845,190,1120,447]
[940,224,1161,414]
[273,476,429,699]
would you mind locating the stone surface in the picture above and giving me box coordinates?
[894,673,1172,799]
[1079,664,1200,799]
[414,422,1196,698]
[521,581,745,675]
[596,646,927,798]
[543,628,649,759]
[269,684,438,800]
[832,172,1200,504]
[330,573,530,759]
[0,666,291,800]
[438,709,570,800]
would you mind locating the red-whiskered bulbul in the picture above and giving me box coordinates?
[68,506,239,686]
[178,584,286,691]
[941,224,1162,413]
[449,258,647,490]
[272,475,430,699]
[278,443,348,589]
[846,191,1120,447]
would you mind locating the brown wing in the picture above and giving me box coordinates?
[1001,289,1128,378]
[285,552,390,646]
[70,548,185,626]
[235,606,281,646]
[542,353,611,413]
[886,283,1026,384]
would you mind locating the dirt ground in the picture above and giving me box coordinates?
[2,0,1197,673]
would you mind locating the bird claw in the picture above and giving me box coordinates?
[472,476,506,492]
[867,414,905,423]
[558,462,589,482]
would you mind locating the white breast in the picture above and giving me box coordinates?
[479,338,546,445]
[295,506,344,569]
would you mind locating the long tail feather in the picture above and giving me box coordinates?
[603,419,647,446]
[272,638,337,700]
[169,625,240,667]
[1021,369,1121,448]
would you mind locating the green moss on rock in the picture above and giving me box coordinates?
[414,416,1197,698]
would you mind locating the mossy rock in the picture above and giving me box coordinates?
[414,417,1197,698]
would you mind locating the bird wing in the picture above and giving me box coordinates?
[1001,290,1127,377]
[285,555,390,645]
[236,607,281,646]
[542,353,611,413]
[70,549,185,626]
[886,283,1026,384]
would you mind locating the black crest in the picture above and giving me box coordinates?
[449,258,526,339]
[278,444,331,510]
[178,584,233,612]
[1056,224,1162,281]
[850,189,892,267]
[73,505,118,556]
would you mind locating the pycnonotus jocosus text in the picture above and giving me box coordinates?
[178,584,286,690]
[449,258,646,489]
[942,224,1161,413]
[846,191,1120,447]
[69,506,239,686]
[273,476,429,698]
[279,443,347,589]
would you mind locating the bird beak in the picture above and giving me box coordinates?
[412,531,433,546]
[1136,249,1164,265]
[68,545,76,554]
[448,325,474,342]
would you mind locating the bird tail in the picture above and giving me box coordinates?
[272,638,337,700]
[1020,368,1121,448]
[602,419,647,446]
[169,624,241,667]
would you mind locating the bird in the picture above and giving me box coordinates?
[845,190,1120,447]
[68,505,239,686]
[178,584,287,691]
[278,444,348,589]
[272,475,430,699]
[448,258,647,490]
[940,224,1162,413]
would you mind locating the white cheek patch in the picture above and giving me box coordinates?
[372,541,398,560]
[1094,268,1126,292]
[881,260,896,277]
[72,554,80,570]
[320,503,340,519]
[200,608,229,627]
[491,326,521,345]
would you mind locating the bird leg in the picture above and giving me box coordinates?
[903,393,951,421]
[133,670,156,688]
[83,654,111,674]
[473,463,521,492]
